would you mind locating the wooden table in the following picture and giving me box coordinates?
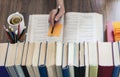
[0,0,120,42]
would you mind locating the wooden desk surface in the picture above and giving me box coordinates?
[0,0,120,42]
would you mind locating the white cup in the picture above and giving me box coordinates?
[7,12,26,34]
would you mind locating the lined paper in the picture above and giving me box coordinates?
[26,14,64,42]
[26,13,103,42]
[63,12,103,43]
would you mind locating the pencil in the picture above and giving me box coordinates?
[8,26,15,41]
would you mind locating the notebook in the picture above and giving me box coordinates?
[26,12,103,43]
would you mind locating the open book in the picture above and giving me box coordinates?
[26,12,103,43]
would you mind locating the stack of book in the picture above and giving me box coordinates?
[0,42,120,77]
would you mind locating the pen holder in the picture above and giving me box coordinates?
[7,12,26,34]
[7,12,26,43]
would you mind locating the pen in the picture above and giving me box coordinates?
[15,30,18,43]
[18,24,20,38]
[9,26,15,42]
[51,5,60,33]
[5,29,13,43]
[18,29,26,40]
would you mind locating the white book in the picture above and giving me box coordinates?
[26,43,35,77]
[98,42,113,66]
[5,43,18,77]
[113,42,120,66]
[32,42,41,77]
[79,42,85,67]
[0,43,8,66]
[26,12,103,43]
[84,42,89,77]
[88,42,98,77]
[68,42,74,77]
[46,42,57,77]
[15,43,25,77]
[62,43,68,68]
[56,42,63,77]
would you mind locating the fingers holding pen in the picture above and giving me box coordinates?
[49,9,58,26]
[49,6,65,26]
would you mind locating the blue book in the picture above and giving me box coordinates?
[112,42,120,77]
[39,65,48,77]
[62,66,70,77]
[112,66,120,77]
[0,66,10,77]
[0,43,9,77]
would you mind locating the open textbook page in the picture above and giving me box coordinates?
[26,14,64,42]
[63,12,103,43]
[26,12,103,42]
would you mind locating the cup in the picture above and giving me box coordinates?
[7,12,26,34]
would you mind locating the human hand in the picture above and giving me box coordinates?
[49,5,65,26]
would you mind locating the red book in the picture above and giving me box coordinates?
[98,66,113,77]
[106,22,114,42]
[98,42,114,77]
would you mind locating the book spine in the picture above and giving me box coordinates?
[79,66,85,77]
[74,66,80,77]
[0,66,10,77]
[39,65,48,77]
[98,66,113,77]
[21,66,30,77]
[62,66,70,77]
[112,66,120,77]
